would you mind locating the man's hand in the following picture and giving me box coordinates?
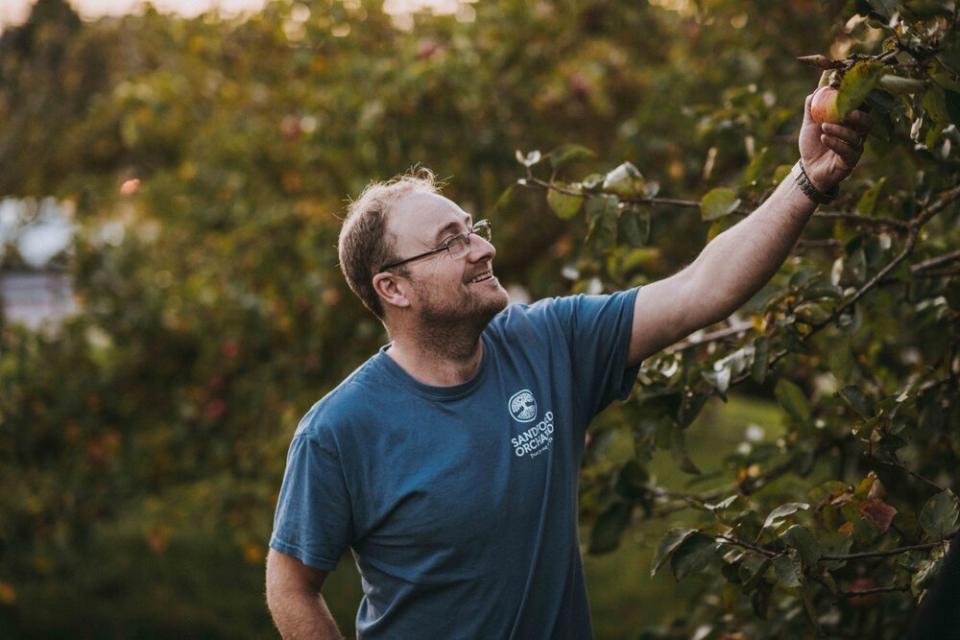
[799,92,872,192]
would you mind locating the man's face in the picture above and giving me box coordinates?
[385,191,509,329]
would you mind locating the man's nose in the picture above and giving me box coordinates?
[467,234,496,262]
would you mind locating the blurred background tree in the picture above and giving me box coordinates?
[0,0,957,637]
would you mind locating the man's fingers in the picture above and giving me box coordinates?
[843,109,873,135]
[821,134,860,169]
[821,123,863,151]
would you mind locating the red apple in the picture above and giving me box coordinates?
[810,86,841,124]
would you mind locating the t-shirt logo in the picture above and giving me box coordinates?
[508,389,538,423]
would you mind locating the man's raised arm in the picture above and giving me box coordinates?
[266,549,343,640]
[627,90,872,367]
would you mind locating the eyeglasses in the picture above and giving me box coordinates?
[379,219,492,272]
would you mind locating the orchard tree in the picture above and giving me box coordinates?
[0,0,957,637]
[514,1,960,637]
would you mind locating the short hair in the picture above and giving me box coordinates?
[338,167,442,319]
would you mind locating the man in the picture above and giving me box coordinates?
[265,92,871,638]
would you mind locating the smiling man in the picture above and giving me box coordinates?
[265,92,871,639]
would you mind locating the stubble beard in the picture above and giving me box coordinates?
[413,281,509,359]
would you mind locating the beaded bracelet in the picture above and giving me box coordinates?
[792,159,839,205]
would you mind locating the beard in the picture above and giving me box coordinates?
[410,278,509,358]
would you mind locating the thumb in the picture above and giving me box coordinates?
[802,93,815,127]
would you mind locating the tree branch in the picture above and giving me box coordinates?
[839,583,911,597]
[810,184,960,333]
[666,320,755,354]
[813,211,910,233]
[912,248,960,273]
[716,534,779,558]
[820,530,957,561]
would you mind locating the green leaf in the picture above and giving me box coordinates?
[839,385,874,419]
[677,391,709,428]
[670,426,701,475]
[782,525,821,567]
[856,177,886,215]
[589,501,632,554]
[922,84,951,131]
[866,0,898,18]
[912,556,945,596]
[670,532,716,581]
[651,528,698,576]
[818,531,854,570]
[701,366,731,395]
[740,554,773,591]
[774,550,803,588]
[547,186,583,219]
[752,581,772,619]
[775,379,812,427]
[795,302,832,325]
[547,144,595,170]
[700,187,741,221]
[838,61,886,118]
[602,162,645,197]
[619,207,650,247]
[751,336,769,384]
[580,173,605,190]
[615,460,650,500]
[919,490,960,539]
[764,502,810,529]
[805,283,843,300]
[585,195,619,249]
[742,146,771,186]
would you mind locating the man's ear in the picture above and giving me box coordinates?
[372,272,411,311]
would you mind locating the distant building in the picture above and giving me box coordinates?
[1,270,76,330]
[0,197,76,330]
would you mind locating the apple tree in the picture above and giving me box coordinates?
[515,1,960,637]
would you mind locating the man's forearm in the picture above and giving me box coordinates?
[688,167,818,320]
[268,589,343,640]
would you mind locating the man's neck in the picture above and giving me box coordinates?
[385,330,484,387]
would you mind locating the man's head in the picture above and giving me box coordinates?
[338,168,509,331]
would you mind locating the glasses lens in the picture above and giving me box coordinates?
[446,236,469,259]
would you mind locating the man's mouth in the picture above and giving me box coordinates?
[467,270,494,284]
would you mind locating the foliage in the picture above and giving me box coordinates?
[519,2,960,637]
[0,0,958,637]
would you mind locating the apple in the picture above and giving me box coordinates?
[810,86,841,124]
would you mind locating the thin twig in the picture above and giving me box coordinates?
[716,534,779,558]
[820,531,957,561]
[871,453,945,493]
[812,185,960,332]
[813,211,910,233]
[522,176,714,211]
[797,238,841,249]
[666,320,755,354]
[839,583,911,597]
[912,248,960,273]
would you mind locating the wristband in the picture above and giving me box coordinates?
[792,160,839,205]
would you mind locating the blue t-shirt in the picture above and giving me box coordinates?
[270,289,640,639]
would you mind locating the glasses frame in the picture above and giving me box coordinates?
[378,219,492,273]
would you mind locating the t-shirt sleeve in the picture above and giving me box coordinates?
[556,287,641,420]
[269,429,354,571]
